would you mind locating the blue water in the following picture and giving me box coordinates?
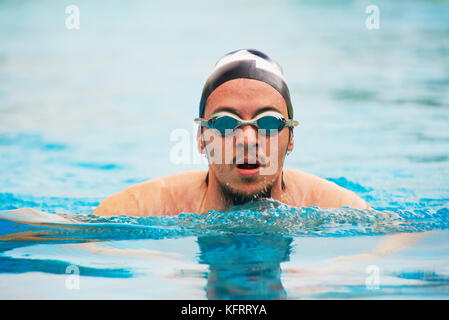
[1,0,449,299]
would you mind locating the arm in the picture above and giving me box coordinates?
[315,176,370,209]
[92,188,141,217]
[283,231,430,277]
[92,171,207,217]
[329,231,429,265]
[335,186,370,210]
[92,179,164,217]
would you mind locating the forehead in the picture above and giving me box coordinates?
[203,78,288,118]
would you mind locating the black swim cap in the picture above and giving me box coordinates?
[199,49,294,119]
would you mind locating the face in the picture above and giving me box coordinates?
[198,78,294,200]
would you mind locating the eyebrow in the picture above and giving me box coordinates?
[212,105,281,118]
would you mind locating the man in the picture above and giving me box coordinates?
[93,49,369,217]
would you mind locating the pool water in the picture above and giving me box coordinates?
[1,0,449,299]
[1,203,449,299]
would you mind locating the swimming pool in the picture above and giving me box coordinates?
[1,0,448,299]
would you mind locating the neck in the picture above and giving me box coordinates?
[200,169,287,213]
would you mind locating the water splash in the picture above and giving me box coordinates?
[1,199,448,242]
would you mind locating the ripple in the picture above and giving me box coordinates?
[0,193,100,214]
[0,133,67,151]
[74,162,124,170]
[408,155,449,163]
[332,89,378,102]
[326,177,373,193]
[1,199,448,242]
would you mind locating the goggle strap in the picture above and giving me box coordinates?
[285,119,299,127]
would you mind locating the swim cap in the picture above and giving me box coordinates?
[199,49,294,119]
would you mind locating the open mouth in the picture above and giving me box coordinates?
[236,161,261,176]
[236,163,260,170]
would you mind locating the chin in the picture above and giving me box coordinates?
[229,180,273,197]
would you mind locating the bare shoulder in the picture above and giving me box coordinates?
[92,171,208,217]
[284,169,370,209]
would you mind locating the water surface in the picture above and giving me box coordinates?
[0,0,448,299]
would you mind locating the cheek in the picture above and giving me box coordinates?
[261,131,289,158]
[210,163,233,178]
[202,131,234,165]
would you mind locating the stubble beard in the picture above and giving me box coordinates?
[218,177,274,207]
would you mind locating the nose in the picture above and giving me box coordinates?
[234,124,258,150]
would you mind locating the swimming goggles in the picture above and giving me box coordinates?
[194,111,299,136]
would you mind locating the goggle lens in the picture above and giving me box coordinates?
[257,116,285,132]
[212,116,239,135]
[209,115,286,136]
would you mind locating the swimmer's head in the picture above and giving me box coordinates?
[199,49,294,119]
[196,49,297,205]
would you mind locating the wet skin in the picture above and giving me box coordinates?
[93,79,369,217]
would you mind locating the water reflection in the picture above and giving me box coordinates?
[197,234,293,299]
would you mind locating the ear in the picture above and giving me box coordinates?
[287,129,294,152]
[197,127,206,154]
